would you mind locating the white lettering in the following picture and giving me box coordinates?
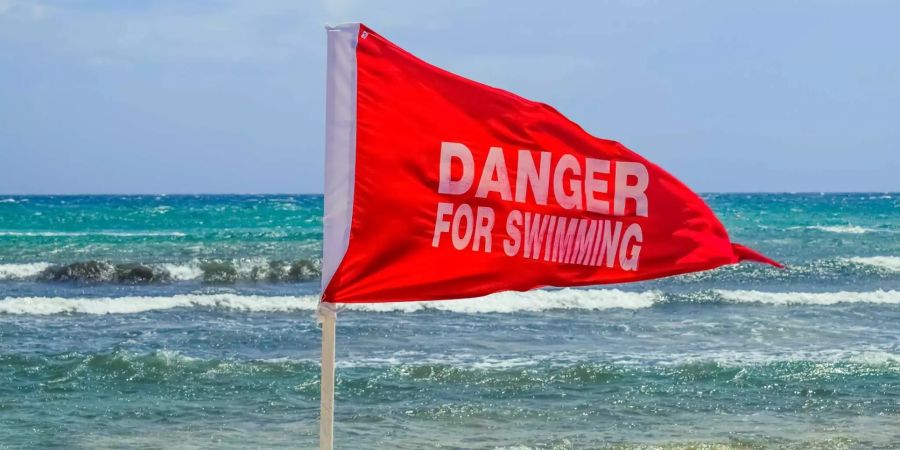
[514,150,551,205]
[553,154,582,210]
[432,202,454,247]
[585,158,611,215]
[504,210,523,256]
[619,223,642,271]
[473,206,495,252]
[614,161,649,217]
[451,203,474,250]
[438,142,475,195]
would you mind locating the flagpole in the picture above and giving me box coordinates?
[318,302,337,450]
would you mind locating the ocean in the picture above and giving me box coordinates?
[0,194,897,449]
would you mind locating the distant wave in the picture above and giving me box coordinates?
[0,230,187,237]
[343,289,660,313]
[0,289,655,315]
[0,198,17,203]
[4,254,899,285]
[2,288,899,316]
[6,348,899,371]
[0,294,320,315]
[1,349,896,391]
[795,225,879,234]
[339,350,900,370]
[0,259,320,283]
[845,256,900,272]
[714,289,900,306]
[673,256,900,283]
[0,263,51,280]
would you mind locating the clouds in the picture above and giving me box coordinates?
[1,1,899,193]
[2,1,324,64]
[1,0,487,66]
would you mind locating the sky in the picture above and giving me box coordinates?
[1,0,898,194]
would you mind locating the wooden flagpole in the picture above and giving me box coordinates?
[318,303,337,450]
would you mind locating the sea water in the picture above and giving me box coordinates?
[0,194,897,449]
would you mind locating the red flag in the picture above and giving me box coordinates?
[322,23,780,303]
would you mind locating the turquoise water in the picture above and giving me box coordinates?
[0,194,898,448]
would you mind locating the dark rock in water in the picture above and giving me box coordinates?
[115,264,157,283]
[39,261,115,282]
[200,261,238,283]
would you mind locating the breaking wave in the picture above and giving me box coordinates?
[0,259,321,283]
[797,225,880,234]
[0,263,52,280]
[3,255,898,285]
[2,288,898,316]
[711,289,900,306]
[846,256,900,272]
[0,289,655,315]
[0,294,320,315]
[2,349,897,390]
[661,256,900,284]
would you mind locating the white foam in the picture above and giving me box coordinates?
[0,289,658,316]
[156,262,204,280]
[0,262,51,280]
[847,351,900,366]
[643,348,900,367]
[153,349,201,363]
[0,198,17,203]
[3,288,897,316]
[341,288,659,313]
[846,256,900,272]
[715,289,900,305]
[233,257,284,278]
[0,294,321,315]
[333,354,545,370]
[189,348,900,371]
[804,225,875,234]
[357,349,900,369]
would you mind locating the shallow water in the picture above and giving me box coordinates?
[0,194,898,449]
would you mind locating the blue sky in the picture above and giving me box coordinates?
[1,0,897,194]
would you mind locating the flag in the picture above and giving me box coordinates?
[322,23,780,303]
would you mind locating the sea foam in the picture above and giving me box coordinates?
[714,289,900,305]
[2,288,899,316]
[0,263,52,280]
[846,256,900,272]
[802,225,876,234]
[0,294,320,315]
[157,262,205,281]
[341,288,659,314]
[0,289,657,315]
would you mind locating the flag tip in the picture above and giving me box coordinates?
[732,243,783,268]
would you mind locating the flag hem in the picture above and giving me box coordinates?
[321,23,361,294]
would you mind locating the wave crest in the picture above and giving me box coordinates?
[794,225,884,234]
[0,259,321,283]
[0,263,52,280]
[2,288,899,316]
[713,289,900,305]
[846,256,900,272]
